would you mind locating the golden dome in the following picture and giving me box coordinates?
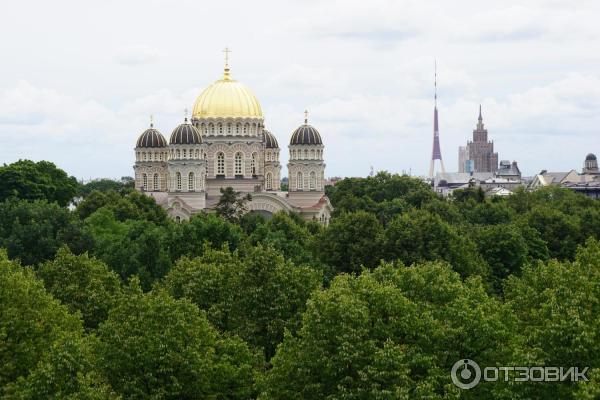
[192,67,263,119]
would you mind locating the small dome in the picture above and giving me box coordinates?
[170,120,203,145]
[136,125,167,148]
[586,153,597,161]
[290,123,323,145]
[264,130,279,148]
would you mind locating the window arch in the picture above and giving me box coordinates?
[251,152,257,175]
[201,123,206,134]
[304,149,308,159]
[234,152,243,176]
[209,123,214,135]
[188,172,195,191]
[311,149,315,159]
[176,172,182,190]
[218,123,223,135]
[195,149,199,158]
[297,171,303,190]
[153,173,159,191]
[266,172,273,190]
[142,173,148,190]
[176,149,181,159]
[227,123,232,135]
[243,123,248,135]
[183,149,187,159]
[236,123,241,135]
[310,171,316,190]
[216,152,225,175]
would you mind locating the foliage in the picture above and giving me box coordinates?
[0,250,82,392]
[96,283,256,399]
[36,247,122,330]
[76,189,168,225]
[0,160,79,207]
[216,186,252,223]
[0,199,91,266]
[78,177,134,197]
[163,245,322,359]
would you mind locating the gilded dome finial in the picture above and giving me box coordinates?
[184,108,188,122]
[150,114,154,128]
[223,47,232,80]
[304,109,309,124]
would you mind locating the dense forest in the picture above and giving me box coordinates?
[0,159,599,399]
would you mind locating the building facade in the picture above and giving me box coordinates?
[133,60,332,223]
[459,106,498,173]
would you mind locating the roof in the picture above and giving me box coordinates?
[169,121,203,145]
[136,126,167,148]
[290,124,323,145]
[263,130,279,148]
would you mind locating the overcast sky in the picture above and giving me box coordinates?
[1,0,599,180]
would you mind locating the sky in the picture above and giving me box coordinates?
[0,0,599,180]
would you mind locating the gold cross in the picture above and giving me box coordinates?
[223,47,231,67]
[184,108,188,121]
[304,109,309,124]
[150,114,154,127]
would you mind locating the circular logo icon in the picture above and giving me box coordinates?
[451,359,481,389]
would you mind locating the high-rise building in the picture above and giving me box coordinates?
[460,106,498,173]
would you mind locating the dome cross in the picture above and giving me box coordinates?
[304,109,309,124]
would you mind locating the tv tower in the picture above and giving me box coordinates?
[429,61,446,178]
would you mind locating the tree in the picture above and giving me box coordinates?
[259,262,520,399]
[96,282,256,399]
[384,209,488,278]
[163,245,322,359]
[504,239,600,399]
[168,212,244,259]
[76,190,168,225]
[317,211,385,274]
[84,208,172,290]
[0,250,82,391]
[78,178,134,197]
[473,224,528,290]
[215,187,252,223]
[8,334,119,400]
[0,160,79,206]
[37,247,122,330]
[525,206,580,260]
[0,199,92,266]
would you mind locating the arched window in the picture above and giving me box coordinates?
[304,149,308,159]
[142,152,147,161]
[251,152,257,175]
[236,123,241,135]
[310,171,316,190]
[251,123,256,135]
[209,123,214,135]
[311,149,315,159]
[195,149,199,158]
[266,172,273,190]
[188,172,195,191]
[175,216,181,223]
[201,123,206,134]
[216,152,225,175]
[153,173,159,190]
[176,149,181,159]
[218,123,223,135]
[243,123,248,135]
[227,123,232,135]
[297,172,303,190]
[183,149,187,159]
[142,173,148,190]
[235,152,243,176]
[176,172,182,190]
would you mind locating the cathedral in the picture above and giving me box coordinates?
[133,55,332,223]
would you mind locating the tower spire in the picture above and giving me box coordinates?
[478,104,482,121]
[223,47,232,80]
[429,60,445,178]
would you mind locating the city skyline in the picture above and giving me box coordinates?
[0,0,599,179]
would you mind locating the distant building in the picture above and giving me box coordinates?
[497,160,521,180]
[433,171,522,197]
[459,106,499,173]
[458,146,469,172]
[529,153,600,199]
